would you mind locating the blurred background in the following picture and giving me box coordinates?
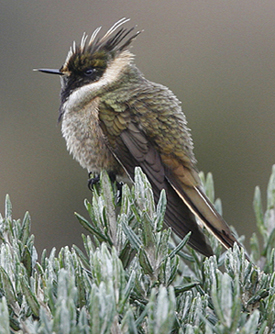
[1,1,275,256]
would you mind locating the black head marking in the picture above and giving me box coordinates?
[58,18,141,106]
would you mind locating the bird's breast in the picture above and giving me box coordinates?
[61,97,120,174]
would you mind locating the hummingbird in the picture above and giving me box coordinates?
[36,18,245,257]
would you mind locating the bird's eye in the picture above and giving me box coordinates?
[84,68,96,77]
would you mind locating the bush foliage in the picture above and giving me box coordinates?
[0,166,275,333]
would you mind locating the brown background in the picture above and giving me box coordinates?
[1,1,275,255]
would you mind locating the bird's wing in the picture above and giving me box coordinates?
[99,81,244,257]
[127,84,244,254]
[99,101,214,256]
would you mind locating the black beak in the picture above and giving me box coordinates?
[33,68,63,75]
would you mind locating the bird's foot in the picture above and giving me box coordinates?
[87,172,123,201]
[107,172,124,201]
[115,181,123,203]
[88,173,100,191]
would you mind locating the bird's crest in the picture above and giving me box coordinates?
[62,18,141,72]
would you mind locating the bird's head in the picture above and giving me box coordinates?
[35,18,141,107]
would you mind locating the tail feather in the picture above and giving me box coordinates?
[169,181,245,253]
[151,179,214,257]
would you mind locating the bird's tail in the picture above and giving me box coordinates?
[154,180,215,257]
[169,181,248,258]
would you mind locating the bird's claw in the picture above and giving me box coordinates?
[88,172,123,203]
[88,173,100,190]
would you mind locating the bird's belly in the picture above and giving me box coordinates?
[61,109,120,174]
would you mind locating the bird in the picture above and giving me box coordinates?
[35,18,245,257]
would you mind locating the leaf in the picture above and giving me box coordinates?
[155,190,166,232]
[4,195,12,221]
[0,297,10,334]
[0,267,17,307]
[168,232,191,259]
[75,212,110,244]
[121,220,142,251]
[20,275,40,318]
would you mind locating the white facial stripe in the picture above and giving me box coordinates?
[64,50,133,113]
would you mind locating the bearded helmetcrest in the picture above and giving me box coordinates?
[36,18,249,260]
